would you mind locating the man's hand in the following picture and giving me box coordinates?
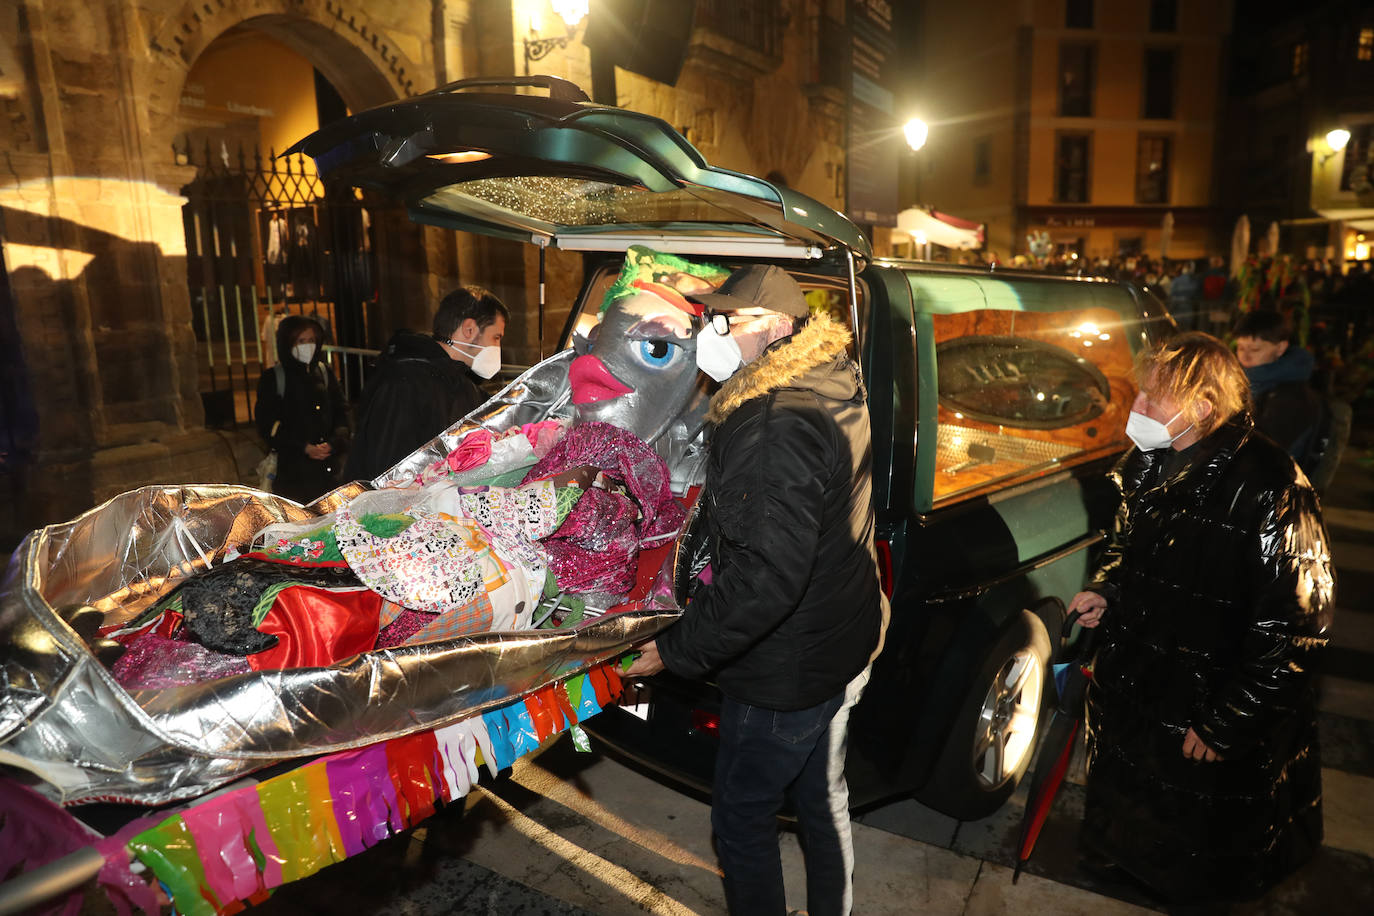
[1182,727,1221,762]
[305,442,332,459]
[550,465,601,490]
[1068,590,1108,628]
[625,640,665,677]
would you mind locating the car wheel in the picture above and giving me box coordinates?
[917,609,1051,820]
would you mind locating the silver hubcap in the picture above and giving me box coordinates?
[972,649,1043,789]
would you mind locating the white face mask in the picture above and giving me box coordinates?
[448,339,502,379]
[1125,408,1191,451]
[291,342,316,364]
[695,319,744,382]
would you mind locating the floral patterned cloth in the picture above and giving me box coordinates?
[450,479,560,582]
[334,501,485,615]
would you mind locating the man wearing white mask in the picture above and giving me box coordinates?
[346,286,508,482]
[628,265,887,916]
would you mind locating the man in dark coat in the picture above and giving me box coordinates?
[254,314,349,504]
[1070,332,1333,904]
[345,286,508,482]
[1233,309,1326,472]
[628,266,888,916]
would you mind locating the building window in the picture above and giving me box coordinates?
[1340,124,1374,193]
[1150,0,1178,32]
[1358,27,1373,61]
[1059,44,1096,117]
[1142,49,1176,119]
[1117,236,1144,259]
[1136,135,1172,204]
[1056,133,1092,203]
[973,138,991,186]
[1291,41,1309,77]
[1066,0,1093,29]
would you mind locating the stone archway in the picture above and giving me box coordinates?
[147,0,423,106]
[144,1,431,162]
[163,7,439,426]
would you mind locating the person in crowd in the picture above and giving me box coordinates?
[1232,310,1325,469]
[254,314,350,504]
[1068,332,1333,905]
[345,286,508,482]
[627,265,888,916]
[1166,259,1202,330]
[1200,254,1229,320]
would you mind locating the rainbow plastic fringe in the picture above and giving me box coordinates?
[126,663,625,916]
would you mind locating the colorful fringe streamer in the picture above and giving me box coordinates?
[125,664,627,916]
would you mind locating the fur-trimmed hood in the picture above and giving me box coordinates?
[707,312,858,425]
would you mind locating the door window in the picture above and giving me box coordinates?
[931,306,1135,503]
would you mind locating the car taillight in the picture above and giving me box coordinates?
[876,539,895,598]
[690,709,720,736]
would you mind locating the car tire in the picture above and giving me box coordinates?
[917,609,1051,820]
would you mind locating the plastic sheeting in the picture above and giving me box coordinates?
[0,353,692,806]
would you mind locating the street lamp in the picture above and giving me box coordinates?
[524,0,590,74]
[904,117,929,210]
[903,118,929,152]
[1322,127,1351,163]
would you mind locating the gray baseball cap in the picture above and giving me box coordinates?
[688,264,810,319]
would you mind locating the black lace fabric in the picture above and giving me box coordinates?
[177,557,362,656]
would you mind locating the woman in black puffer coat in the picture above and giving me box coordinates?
[254,314,350,504]
[1069,332,1334,904]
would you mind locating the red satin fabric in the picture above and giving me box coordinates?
[247,586,383,671]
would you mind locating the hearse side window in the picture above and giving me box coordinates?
[931,306,1134,503]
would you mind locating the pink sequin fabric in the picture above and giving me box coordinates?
[375,608,429,648]
[524,422,685,595]
[112,633,251,689]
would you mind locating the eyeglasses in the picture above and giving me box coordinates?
[705,312,752,335]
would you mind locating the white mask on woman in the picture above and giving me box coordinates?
[448,339,502,379]
[1125,408,1190,451]
[291,342,316,364]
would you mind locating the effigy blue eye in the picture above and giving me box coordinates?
[636,339,679,368]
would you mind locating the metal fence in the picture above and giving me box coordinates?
[177,140,378,428]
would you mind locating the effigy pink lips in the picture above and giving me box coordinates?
[569,354,633,404]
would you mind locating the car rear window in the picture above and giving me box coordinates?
[931,306,1135,503]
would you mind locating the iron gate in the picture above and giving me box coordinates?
[178,140,378,428]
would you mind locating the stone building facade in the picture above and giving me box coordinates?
[0,0,852,545]
[916,0,1232,261]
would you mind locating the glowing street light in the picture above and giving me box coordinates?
[904,118,929,152]
[525,0,590,73]
[551,0,589,27]
[1326,128,1352,153]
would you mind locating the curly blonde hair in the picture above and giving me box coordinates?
[1137,332,1251,437]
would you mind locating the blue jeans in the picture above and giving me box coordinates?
[712,668,870,916]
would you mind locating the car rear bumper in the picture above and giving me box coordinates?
[583,677,721,799]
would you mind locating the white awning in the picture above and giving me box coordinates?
[895,208,984,250]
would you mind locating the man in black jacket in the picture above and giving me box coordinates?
[345,286,507,482]
[628,266,887,916]
[1232,310,1325,472]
